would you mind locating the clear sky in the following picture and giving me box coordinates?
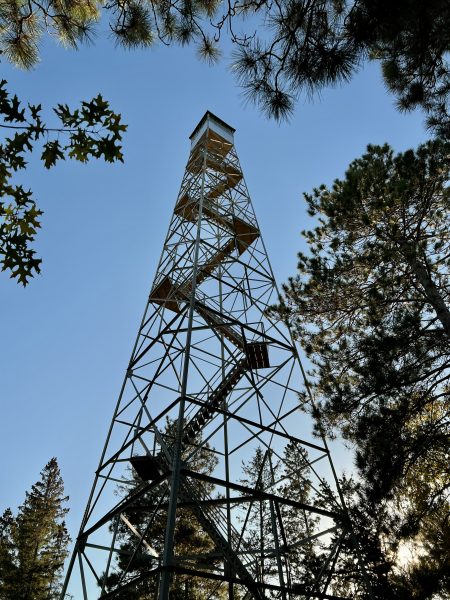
[0,22,427,563]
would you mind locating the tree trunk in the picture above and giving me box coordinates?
[402,245,450,338]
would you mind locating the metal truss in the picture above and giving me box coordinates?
[61,112,371,600]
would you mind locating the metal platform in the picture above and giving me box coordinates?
[60,111,371,600]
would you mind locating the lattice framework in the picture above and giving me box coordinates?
[61,112,371,600]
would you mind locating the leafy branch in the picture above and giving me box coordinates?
[0,80,127,285]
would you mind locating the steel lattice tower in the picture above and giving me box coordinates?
[61,113,370,600]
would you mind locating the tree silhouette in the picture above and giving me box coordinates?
[101,419,229,598]
[1,0,449,133]
[274,139,450,597]
[0,80,126,285]
[0,458,70,599]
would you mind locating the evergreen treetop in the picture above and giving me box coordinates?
[273,139,450,598]
[0,457,70,600]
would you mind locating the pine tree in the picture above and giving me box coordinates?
[278,441,320,588]
[233,0,450,132]
[0,458,70,600]
[239,444,324,594]
[0,508,18,596]
[102,418,228,599]
[274,139,450,597]
[239,447,278,583]
[1,1,449,134]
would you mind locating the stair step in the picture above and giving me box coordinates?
[182,359,248,443]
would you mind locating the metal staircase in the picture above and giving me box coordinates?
[183,357,248,444]
[60,112,372,600]
[146,178,266,595]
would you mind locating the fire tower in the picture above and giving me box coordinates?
[61,113,370,599]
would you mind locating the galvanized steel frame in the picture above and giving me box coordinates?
[61,112,371,600]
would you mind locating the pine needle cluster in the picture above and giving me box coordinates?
[0,1,448,134]
[273,139,450,597]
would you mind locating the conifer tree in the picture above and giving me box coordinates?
[101,418,228,599]
[278,441,319,587]
[0,458,70,599]
[274,139,450,597]
[239,446,278,582]
[239,444,323,593]
[1,1,449,134]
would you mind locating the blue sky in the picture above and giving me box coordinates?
[0,23,427,558]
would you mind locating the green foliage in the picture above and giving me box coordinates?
[0,458,70,599]
[101,418,228,598]
[0,80,127,285]
[240,445,325,594]
[317,477,396,600]
[235,0,450,133]
[273,139,450,597]
[0,1,448,133]
[0,0,100,68]
[0,0,221,67]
